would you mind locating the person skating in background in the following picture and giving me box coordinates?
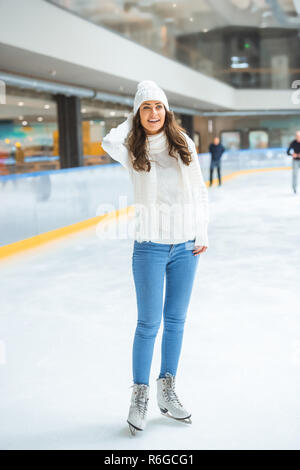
[287,130,300,194]
[208,136,225,186]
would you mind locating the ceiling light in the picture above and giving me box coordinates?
[231,62,249,68]
[231,56,249,68]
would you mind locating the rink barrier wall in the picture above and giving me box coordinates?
[0,153,292,260]
[0,206,134,261]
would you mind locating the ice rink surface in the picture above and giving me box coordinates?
[0,168,299,450]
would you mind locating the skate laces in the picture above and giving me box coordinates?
[130,384,149,418]
[163,373,183,407]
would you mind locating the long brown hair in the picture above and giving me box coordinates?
[125,107,193,172]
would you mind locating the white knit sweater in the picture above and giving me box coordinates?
[146,129,197,243]
[101,112,209,247]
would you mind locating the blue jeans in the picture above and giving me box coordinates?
[131,238,200,386]
[292,158,300,192]
[210,161,221,185]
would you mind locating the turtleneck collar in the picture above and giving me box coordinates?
[146,129,168,154]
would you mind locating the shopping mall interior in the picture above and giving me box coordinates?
[0,0,299,451]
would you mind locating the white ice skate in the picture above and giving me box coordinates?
[156,372,192,424]
[127,383,150,435]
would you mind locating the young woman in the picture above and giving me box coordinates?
[102,80,209,435]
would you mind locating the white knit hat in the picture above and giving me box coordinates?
[133,80,169,116]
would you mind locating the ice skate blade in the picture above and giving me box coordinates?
[159,408,192,424]
[127,420,143,435]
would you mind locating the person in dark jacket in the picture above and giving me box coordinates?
[287,130,300,194]
[209,137,225,186]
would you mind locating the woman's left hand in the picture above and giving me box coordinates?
[193,245,207,256]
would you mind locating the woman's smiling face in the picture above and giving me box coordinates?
[139,100,166,135]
